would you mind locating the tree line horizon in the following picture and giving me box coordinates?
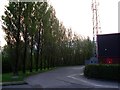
[1,2,93,75]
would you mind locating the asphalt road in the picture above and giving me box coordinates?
[2,66,120,90]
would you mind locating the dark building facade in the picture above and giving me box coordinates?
[97,33,120,64]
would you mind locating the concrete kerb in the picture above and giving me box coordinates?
[1,81,28,86]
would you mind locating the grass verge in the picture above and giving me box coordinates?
[1,68,56,82]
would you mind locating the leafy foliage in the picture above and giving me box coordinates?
[84,64,120,81]
[1,2,93,74]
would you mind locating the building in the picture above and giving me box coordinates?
[97,33,120,64]
[118,1,120,33]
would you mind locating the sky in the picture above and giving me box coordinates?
[0,0,120,47]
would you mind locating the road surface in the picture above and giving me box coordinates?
[2,66,120,90]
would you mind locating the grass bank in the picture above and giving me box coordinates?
[2,68,55,82]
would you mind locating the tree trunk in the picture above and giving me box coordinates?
[23,26,28,74]
[39,44,42,70]
[14,35,19,76]
[30,35,33,72]
[36,23,41,71]
[14,2,21,76]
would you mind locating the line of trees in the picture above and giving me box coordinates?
[1,2,93,75]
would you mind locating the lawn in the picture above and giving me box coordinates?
[0,74,2,82]
[1,68,55,82]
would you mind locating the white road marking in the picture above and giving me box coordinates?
[72,66,85,70]
[67,74,119,88]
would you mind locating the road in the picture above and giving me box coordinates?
[2,66,120,90]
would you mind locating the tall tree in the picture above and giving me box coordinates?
[2,2,23,75]
[34,2,48,71]
[26,2,36,72]
[21,2,28,74]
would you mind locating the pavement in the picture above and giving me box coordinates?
[2,66,120,90]
[1,81,27,86]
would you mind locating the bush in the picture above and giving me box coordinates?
[84,64,120,81]
[2,57,12,73]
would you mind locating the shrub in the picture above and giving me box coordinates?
[2,57,12,73]
[84,64,120,81]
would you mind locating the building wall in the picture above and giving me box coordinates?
[118,1,120,33]
[97,33,120,57]
[97,33,120,64]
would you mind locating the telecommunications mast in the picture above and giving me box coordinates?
[91,0,101,57]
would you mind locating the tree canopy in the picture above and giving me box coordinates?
[1,1,93,75]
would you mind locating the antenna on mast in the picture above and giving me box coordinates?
[91,0,101,57]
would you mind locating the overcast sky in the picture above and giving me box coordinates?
[0,0,119,47]
[49,0,119,36]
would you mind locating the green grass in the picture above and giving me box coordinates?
[0,74,2,82]
[1,68,56,82]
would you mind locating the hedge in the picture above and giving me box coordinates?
[84,64,120,81]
